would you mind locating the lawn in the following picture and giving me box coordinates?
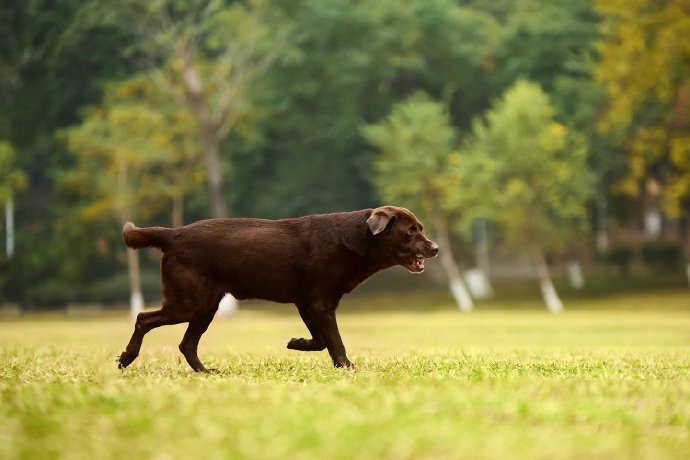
[1,289,689,459]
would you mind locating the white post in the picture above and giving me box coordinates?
[474,219,494,298]
[217,293,238,317]
[130,290,144,318]
[567,259,585,289]
[465,268,492,299]
[533,248,563,313]
[644,207,662,239]
[448,276,472,313]
[434,218,473,312]
[540,278,564,313]
[126,247,144,318]
[6,194,14,258]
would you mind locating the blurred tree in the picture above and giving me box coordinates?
[596,0,690,229]
[62,75,205,314]
[234,0,500,218]
[493,0,600,94]
[473,0,615,253]
[0,0,626,308]
[0,0,138,307]
[459,80,593,311]
[116,0,284,219]
[363,92,474,312]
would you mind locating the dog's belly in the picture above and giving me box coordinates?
[223,268,305,304]
[210,248,309,304]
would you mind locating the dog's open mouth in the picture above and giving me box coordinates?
[403,254,425,273]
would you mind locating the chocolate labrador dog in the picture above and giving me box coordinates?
[117,206,438,371]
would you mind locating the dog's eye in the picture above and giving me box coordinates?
[407,228,415,236]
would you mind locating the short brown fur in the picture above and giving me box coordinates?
[117,206,438,371]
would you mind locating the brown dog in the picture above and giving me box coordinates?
[117,206,438,371]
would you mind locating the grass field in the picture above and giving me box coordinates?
[1,289,689,459]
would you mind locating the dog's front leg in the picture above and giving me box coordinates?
[287,303,326,352]
[311,308,352,368]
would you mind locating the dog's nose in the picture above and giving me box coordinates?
[429,242,439,257]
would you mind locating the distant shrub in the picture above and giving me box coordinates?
[28,270,161,309]
[640,242,684,271]
[603,244,635,276]
[83,270,161,306]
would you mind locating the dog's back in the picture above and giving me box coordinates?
[166,212,372,302]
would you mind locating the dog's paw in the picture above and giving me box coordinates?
[333,358,355,370]
[117,352,136,369]
[287,337,306,349]
[287,338,326,351]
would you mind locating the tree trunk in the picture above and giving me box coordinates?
[532,248,563,313]
[203,132,228,218]
[434,217,473,312]
[116,159,143,318]
[5,194,14,258]
[595,194,609,251]
[473,219,493,298]
[126,247,144,318]
[567,259,585,289]
[172,192,184,228]
[179,52,228,218]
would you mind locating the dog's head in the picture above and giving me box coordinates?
[367,206,439,273]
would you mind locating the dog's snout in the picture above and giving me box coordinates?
[429,242,439,257]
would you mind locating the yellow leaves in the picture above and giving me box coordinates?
[630,126,666,161]
[629,153,646,183]
[669,137,690,168]
[597,0,690,209]
[550,123,566,137]
[64,73,206,224]
[665,179,690,218]
[597,0,690,130]
[539,123,567,152]
[666,136,690,216]
[504,178,529,201]
[447,153,462,167]
[0,141,27,201]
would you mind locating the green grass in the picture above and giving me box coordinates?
[1,289,689,459]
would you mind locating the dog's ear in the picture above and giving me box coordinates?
[367,207,396,235]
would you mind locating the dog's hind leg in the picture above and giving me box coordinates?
[117,309,182,369]
[311,307,352,368]
[287,303,326,352]
[178,309,217,372]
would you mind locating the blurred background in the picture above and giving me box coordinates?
[0,0,689,314]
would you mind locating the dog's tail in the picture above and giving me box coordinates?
[123,222,172,251]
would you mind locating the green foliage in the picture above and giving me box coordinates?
[601,243,635,276]
[1,0,686,308]
[363,92,458,220]
[493,0,600,94]
[0,141,26,202]
[596,0,690,216]
[640,241,684,271]
[0,0,138,306]
[233,0,501,217]
[61,74,206,226]
[459,80,594,250]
